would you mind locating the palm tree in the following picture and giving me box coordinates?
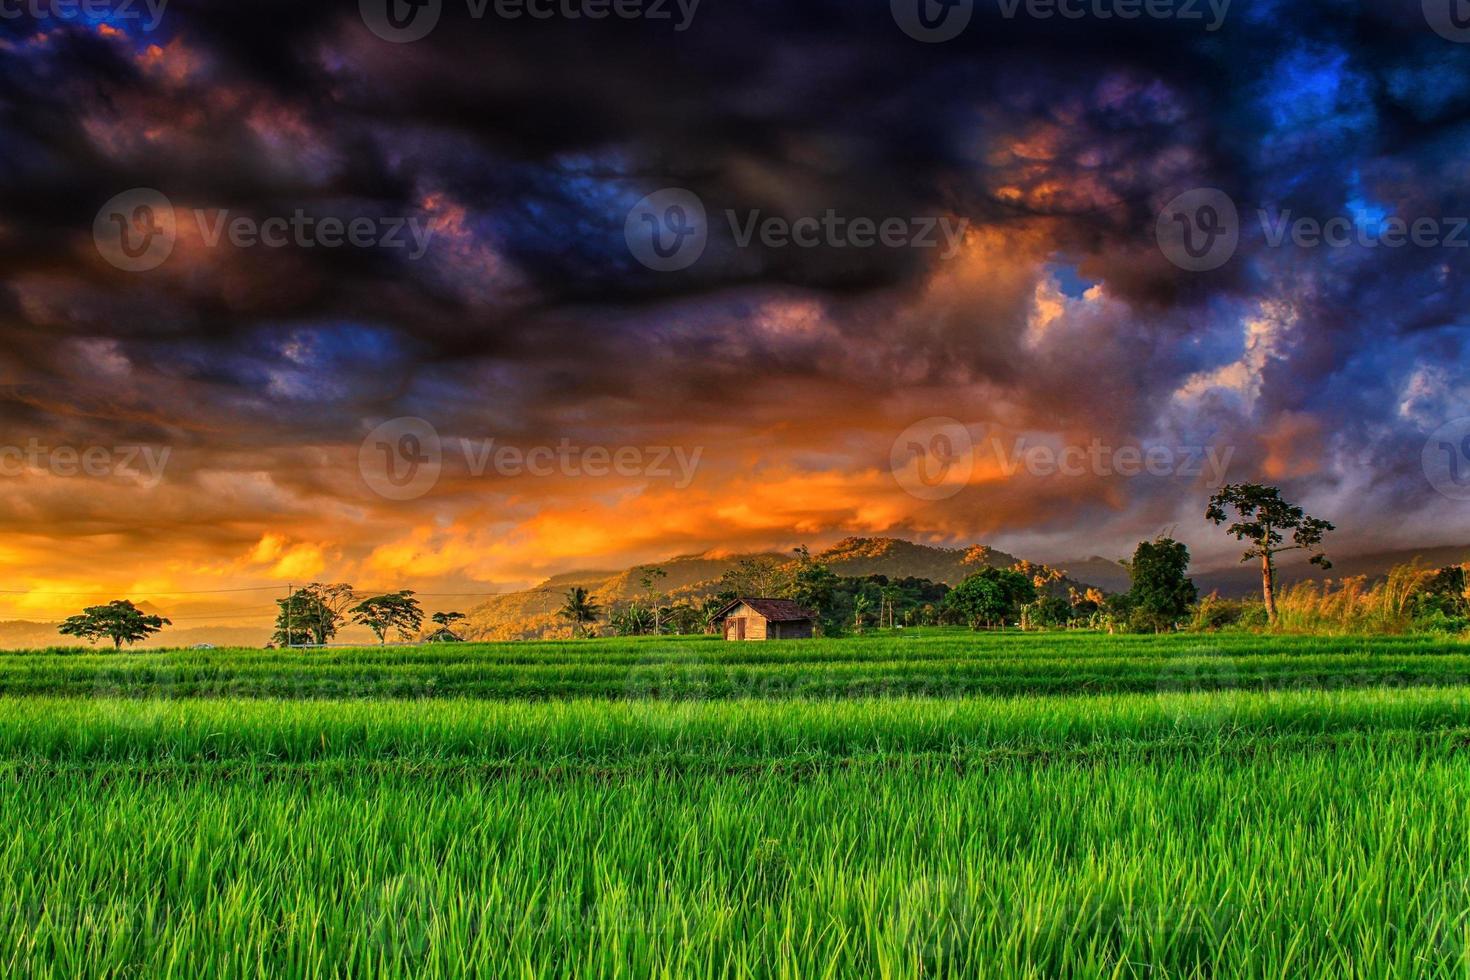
[558,587,601,639]
[879,585,902,629]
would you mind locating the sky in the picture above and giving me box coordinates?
[3,0,1470,622]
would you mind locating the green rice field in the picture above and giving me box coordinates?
[5,633,1470,977]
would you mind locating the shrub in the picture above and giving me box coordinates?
[1190,594,1268,632]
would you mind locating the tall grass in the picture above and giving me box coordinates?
[3,631,1469,700]
[1273,563,1437,634]
[3,706,1469,977]
[8,636,1470,976]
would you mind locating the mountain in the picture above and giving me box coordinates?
[1192,543,1470,597]
[1049,556,1133,594]
[816,537,1020,582]
[461,537,1101,639]
[9,538,1464,648]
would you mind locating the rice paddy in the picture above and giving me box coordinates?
[4,633,1469,977]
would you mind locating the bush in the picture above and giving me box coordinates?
[1126,608,1178,634]
[1412,609,1470,635]
[1190,595,1268,632]
[1026,596,1072,629]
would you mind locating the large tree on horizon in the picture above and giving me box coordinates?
[271,582,355,647]
[1206,484,1334,622]
[58,599,170,650]
[349,591,424,645]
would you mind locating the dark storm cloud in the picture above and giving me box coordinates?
[2,0,1470,571]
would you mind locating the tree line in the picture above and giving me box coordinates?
[50,482,1470,646]
[573,483,1348,637]
[54,586,469,650]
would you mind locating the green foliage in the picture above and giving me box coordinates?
[1123,537,1198,631]
[272,583,354,647]
[426,611,467,643]
[608,603,654,636]
[4,686,1470,976]
[11,632,1470,698]
[942,567,1036,629]
[557,587,601,638]
[349,591,424,645]
[1025,595,1073,628]
[715,556,791,600]
[1206,483,1335,620]
[1189,594,1269,631]
[57,599,170,650]
[790,552,843,634]
[1206,484,1336,566]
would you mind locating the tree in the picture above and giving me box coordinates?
[1124,537,1198,631]
[272,583,354,647]
[428,610,466,642]
[943,567,1036,630]
[609,603,654,636]
[1008,561,1063,630]
[349,591,424,644]
[1206,484,1334,621]
[558,587,601,638]
[791,549,842,634]
[58,599,170,650]
[717,556,792,599]
[637,566,669,635]
[697,597,724,634]
[878,585,903,629]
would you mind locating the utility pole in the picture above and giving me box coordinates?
[285,582,292,648]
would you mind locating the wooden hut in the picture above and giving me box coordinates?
[712,598,817,641]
